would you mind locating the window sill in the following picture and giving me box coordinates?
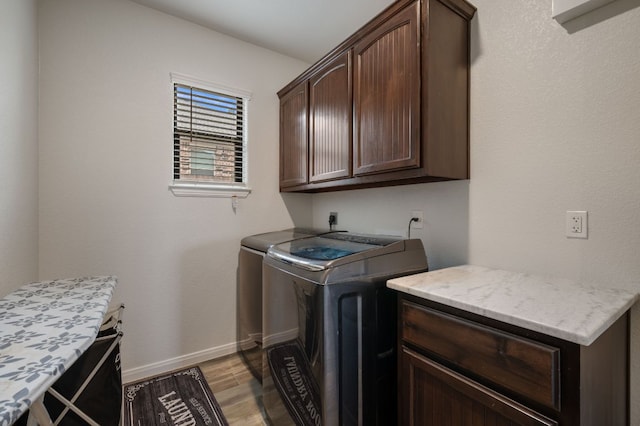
[169,182,251,198]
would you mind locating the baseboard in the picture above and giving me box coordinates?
[122,341,238,384]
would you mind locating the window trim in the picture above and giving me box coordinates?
[168,72,252,198]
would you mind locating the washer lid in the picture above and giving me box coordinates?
[267,233,404,271]
[290,241,374,261]
[240,228,331,252]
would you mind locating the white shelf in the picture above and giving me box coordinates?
[552,0,617,23]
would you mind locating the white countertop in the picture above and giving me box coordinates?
[387,265,638,346]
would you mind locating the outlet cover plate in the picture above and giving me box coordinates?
[566,211,588,239]
[411,210,424,229]
[329,212,338,226]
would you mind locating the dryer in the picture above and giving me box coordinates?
[237,228,331,381]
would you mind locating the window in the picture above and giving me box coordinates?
[169,73,251,197]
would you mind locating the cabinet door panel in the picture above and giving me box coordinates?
[279,82,308,188]
[401,347,557,426]
[309,51,352,182]
[354,1,420,176]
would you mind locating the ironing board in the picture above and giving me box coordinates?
[0,276,116,426]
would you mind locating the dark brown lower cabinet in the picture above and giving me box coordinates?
[402,348,556,426]
[398,295,629,426]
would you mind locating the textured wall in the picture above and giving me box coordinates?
[468,1,640,421]
[38,0,311,375]
[0,0,39,295]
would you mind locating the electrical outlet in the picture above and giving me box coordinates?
[329,212,338,226]
[411,210,424,229]
[566,211,588,239]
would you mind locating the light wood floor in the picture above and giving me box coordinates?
[199,353,268,425]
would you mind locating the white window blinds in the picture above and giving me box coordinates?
[173,82,247,185]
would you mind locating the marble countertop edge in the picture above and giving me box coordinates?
[387,265,639,346]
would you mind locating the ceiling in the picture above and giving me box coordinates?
[130,0,396,64]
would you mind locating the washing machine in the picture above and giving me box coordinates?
[262,233,428,425]
[237,228,333,381]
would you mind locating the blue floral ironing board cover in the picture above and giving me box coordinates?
[0,276,116,426]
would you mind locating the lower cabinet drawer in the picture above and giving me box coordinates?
[401,300,560,410]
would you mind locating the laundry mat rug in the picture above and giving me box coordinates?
[123,366,228,426]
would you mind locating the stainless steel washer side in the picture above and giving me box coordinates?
[262,236,428,426]
[237,228,330,382]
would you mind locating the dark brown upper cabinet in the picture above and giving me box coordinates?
[279,81,308,188]
[278,0,476,193]
[309,51,352,183]
[353,1,420,176]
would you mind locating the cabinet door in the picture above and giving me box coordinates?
[309,51,352,182]
[400,348,557,426]
[279,81,308,188]
[353,1,421,176]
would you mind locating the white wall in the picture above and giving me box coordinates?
[313,0,640,422]
[469,1,640,421]
[468,0,640,286]
[38,0,311,377]
[312,181,470,270]
[0,0,39,295]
